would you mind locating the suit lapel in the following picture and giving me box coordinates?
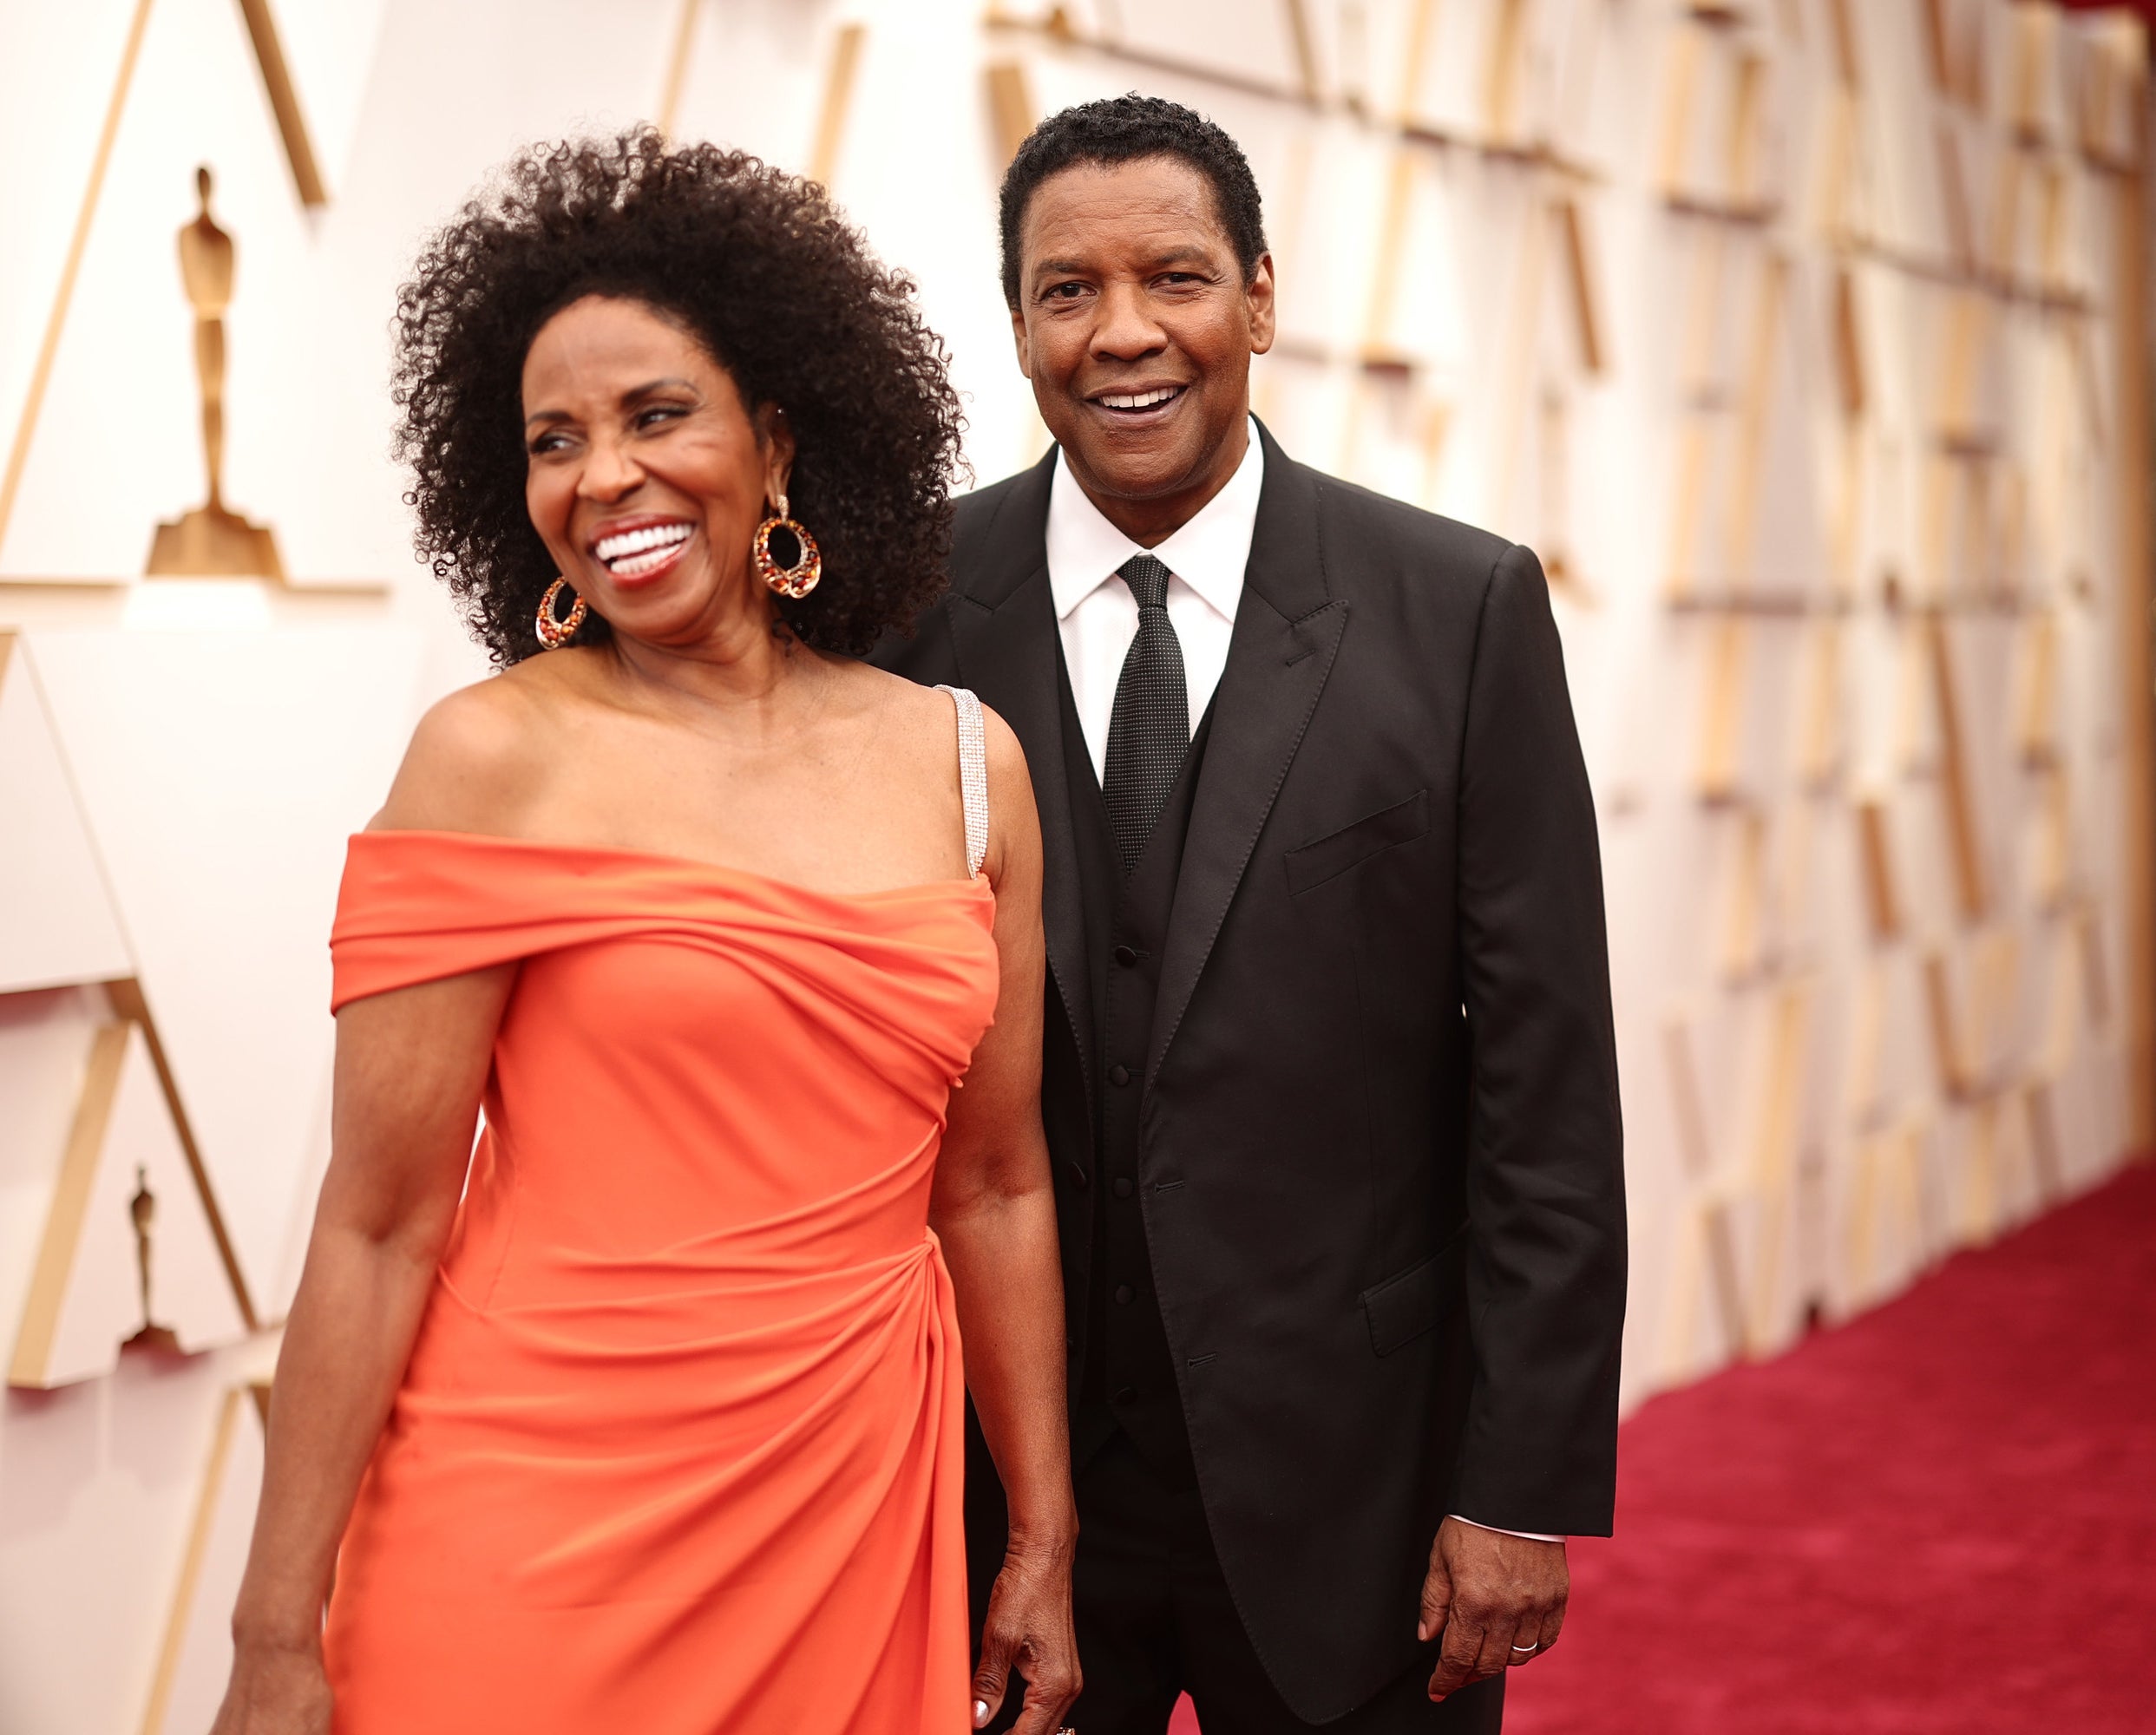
[1146,427,1347,1090]
[945,453,1096,1090]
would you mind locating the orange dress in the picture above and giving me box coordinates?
[319,827,997,1734]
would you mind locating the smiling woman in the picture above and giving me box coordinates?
[205,132,1081,1735]
[514,293,803,655]
[393,130,962,663]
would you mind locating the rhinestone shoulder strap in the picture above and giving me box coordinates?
[934,685,989,879]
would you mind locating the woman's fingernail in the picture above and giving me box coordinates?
[973,1701,989,1727]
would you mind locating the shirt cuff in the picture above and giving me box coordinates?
[1449,1514,1564,1543]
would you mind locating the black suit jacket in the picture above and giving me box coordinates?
[875,423,1625,1721]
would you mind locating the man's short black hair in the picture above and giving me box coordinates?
[998,94,1268,307]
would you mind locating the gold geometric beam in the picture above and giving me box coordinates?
[985,60,1038,169]
[1556,198,1607,376]
[1926,613,1988,921]
[9,1022,132,1386]
[1282,0,1320,104]
[656,0,703,138]
[233,0,326,206]
[809,23,868,189]
[138,1379,273,1735]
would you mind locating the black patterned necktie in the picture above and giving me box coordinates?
[1102,553,1190,876]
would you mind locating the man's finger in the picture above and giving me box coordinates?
[1426,1604,1486,1701]
[1465,1606,1524,1684]
[1502,1579,1566,1666]
[1416,1548,1454,1644]
[1493,1614,1541,1671]
[1535,1595,1567,1654]
[1504,1578,1569,1667]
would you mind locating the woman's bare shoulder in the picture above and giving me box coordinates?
[369,658,574,835]
[972,701,1039,889]
[973,701,1032,802]
[828,659,969,758]
[841,658,960,720]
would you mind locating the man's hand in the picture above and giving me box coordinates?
[1418,1517,1568,1700]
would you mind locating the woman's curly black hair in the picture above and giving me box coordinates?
[392,130,965,665]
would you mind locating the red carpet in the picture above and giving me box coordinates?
[1508,1160,2156,1734]
[1175,1162,2156,1733]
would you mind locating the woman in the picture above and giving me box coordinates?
[211,134,1078,1735]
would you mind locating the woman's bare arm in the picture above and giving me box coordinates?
[213,694,528,1734]
[211,966,514,1734]
[928,710,1080,1735]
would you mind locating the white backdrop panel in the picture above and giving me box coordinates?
[0,638,134,993]
[26,622,424,1317]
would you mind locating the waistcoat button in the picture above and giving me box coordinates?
[1112,944,1139,967]
[1109,1064,1132,1087]
[1112,1177,1134,1199]
[1066,1161,1089,1189]
[1114,1284,1135,1306]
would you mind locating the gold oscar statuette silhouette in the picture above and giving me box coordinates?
[146,166,285,580]
[123,1163,183,1354]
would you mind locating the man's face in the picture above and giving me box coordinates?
[1010,155,1275,538]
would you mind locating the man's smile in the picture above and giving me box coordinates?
[1085,381,1189,424]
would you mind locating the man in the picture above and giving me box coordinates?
[875,95,1625,1734]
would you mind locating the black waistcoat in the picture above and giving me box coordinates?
[1057,659,1215,1487]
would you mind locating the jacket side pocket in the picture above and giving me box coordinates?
[1360,1222,1469,1357]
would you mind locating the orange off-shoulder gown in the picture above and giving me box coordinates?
[319,830,998,1735]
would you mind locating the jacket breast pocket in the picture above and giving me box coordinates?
[1360,1223,1469,1357]
[1285,789,1430,896]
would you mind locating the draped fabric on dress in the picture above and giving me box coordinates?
[319,830,997,1735]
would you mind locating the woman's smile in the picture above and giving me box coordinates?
[586,514,698,588]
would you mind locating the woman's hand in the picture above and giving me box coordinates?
[207,1637,333,1735]
[972,1532,1080,1733]
[934,717,1078,1732]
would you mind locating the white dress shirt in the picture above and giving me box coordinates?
[1041,420,1561,1548]
[1045,418,1262,779]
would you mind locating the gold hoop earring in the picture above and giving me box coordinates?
[534,577,587,650]
[753,493,821,600]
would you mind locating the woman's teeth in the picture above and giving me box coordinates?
[593,523,691,574]
[1099,387,1182,410]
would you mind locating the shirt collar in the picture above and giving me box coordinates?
[1045,416,1265,624]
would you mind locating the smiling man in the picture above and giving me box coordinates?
[876,96,1626,1735]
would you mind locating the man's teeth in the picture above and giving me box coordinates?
[593,523,692,569]
[1098,387,1181,409]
